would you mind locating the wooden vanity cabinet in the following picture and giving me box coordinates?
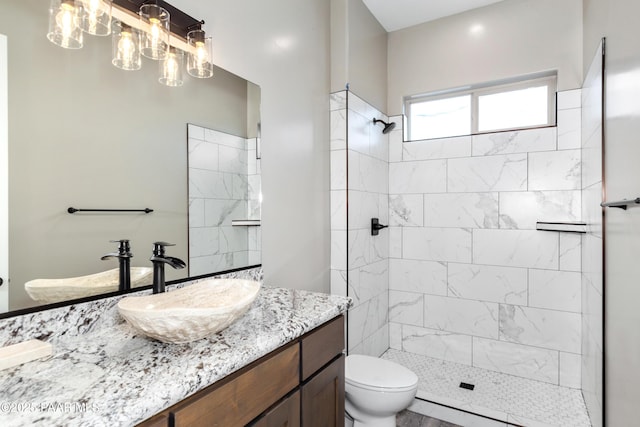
[137,315,345,427]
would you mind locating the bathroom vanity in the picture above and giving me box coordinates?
[0,269,351,427]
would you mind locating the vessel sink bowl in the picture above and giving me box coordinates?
[117,279,261,344]
[25,267,153,304]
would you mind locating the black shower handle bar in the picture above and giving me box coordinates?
[68,207,154,214]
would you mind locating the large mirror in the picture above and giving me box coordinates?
[0,0,261,314]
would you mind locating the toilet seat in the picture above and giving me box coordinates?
[346,355,418,393]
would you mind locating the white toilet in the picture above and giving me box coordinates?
[345,354,418,427]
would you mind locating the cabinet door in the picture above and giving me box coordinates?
[301,354,345,427]
[252,391,300,427]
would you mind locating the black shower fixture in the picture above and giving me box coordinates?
[373,118,396,134]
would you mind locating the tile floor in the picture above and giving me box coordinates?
[397,410,462,427]
[382,349,592,427]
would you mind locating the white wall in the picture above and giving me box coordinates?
[584,0,640,425]
[173,0,332,292]
[387,0,583,115]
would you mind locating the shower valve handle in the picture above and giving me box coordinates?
[371,218,388,236]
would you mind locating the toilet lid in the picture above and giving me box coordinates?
[346,355,418,391]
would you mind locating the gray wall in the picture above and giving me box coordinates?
[172,0,332,293]
[3,0,249,310]
[584,0,640,425]
[387,0,583,115]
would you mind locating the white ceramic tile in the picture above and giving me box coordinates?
[370,118,389,162]
[389,194,424,226]
[218,145,247,174]
[389,258,447,295]
[389,129,403,162]
[529,269,581,313]
[498,190,581,229]
[331,230,347,270]
[582,182,602,237]
[330,91,347,111]
[187,123,205,141]
[247,149,257,175]
[560,352,581,389]
[389,291,424,326]
[348,91,377,119]
[204,199,246,227]
[330,150,347,190]
[189,227,219,257]
[499,305,581,353]
[219,226,248,252]
[348,260,388,306]
[389,160,447,194]
[403,135,471,160]
[389,226,402,258]
[401,325,472,365]
[206,129,246,149]
[349,151,388,194]
[371,227,389,263]
[378,193,389,225]
[403,227,472,263]
[447,263,527,305]
[330,190,347,231]
[448,154,527,192]
[247,250,261,265]
[232,173,249,200]
[473,229,558,269]
[347,109,371,155]
[528,149,581,191]
[188,170,229,199]
[383,349,591,427]
[557,89,582,110]
[348,228,371,270]
[424,295,499,339]
[188,198,205,228]
[188,138,219,171]
[330,109,347,150]
[472,127,556,156]
[389,322,402,350]
[348,292,388,351]
[248,227,260,251]
[359,324,389,358]
[347,190,379,230]
[581,135,602,190]
[330,269,347,297]
[559,233,581,272]
[425,193,499,228]
[472,337,559,384]
[557,108,582,150]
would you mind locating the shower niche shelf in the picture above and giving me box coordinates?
[536,222,586,233]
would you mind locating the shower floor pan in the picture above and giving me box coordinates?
[382,349,591,427]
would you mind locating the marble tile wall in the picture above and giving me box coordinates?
[188,124,257,276]
[330,91,390,357]
[580,43,604,427]
[388,90,584,388]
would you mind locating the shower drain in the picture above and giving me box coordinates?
[459,382,475,390]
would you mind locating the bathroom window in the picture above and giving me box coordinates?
[404,73,557,141]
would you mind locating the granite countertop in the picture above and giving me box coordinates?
[0,282,351,427]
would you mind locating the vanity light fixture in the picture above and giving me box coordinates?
[159,46,183,87]
[186,29,213,78]
[112,22,142,71]
[139,3,170,60]
[47,0,84,49]
[78,0,112,36]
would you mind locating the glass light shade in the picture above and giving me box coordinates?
[47,0,83,49]
[79,0,112,36]
[159,47,183,87]
[112,22,141,71]
[186,30,213,78]
[139,4,170,60]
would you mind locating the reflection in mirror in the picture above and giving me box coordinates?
[0,0,261,315]
[188,125,262,277]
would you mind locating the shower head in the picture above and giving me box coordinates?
[373,118,396,134]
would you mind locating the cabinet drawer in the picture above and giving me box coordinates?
[171,344,300,427]
[301,315,344,380]
[251,390,300,427]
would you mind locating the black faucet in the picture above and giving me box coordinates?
[101,239,133,291]
[150,242,186,294]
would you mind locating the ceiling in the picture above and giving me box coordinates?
[362,0,507,32]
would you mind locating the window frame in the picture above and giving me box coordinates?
[404,73,557,141]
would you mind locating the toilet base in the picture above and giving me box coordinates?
[345,411,396,427]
